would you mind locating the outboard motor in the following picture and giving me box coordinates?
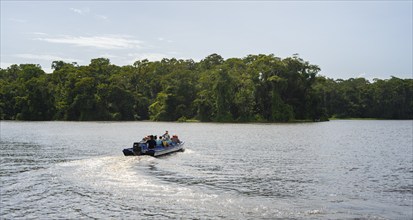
[132,142,142,155]
[122,148,135,156]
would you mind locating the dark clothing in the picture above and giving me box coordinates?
[147,139,156,149]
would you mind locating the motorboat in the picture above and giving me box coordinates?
[123,141,184,157]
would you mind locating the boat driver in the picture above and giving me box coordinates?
[162,131,171,141]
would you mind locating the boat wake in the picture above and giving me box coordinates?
[50,155,293,219]
[1,154,327,219]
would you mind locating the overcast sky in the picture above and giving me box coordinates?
[1,1,412,80]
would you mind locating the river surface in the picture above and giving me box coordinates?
[1,120,412,219]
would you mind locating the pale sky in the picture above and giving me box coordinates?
[1,1,412,80]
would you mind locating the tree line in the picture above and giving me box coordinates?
[1,54,412,121]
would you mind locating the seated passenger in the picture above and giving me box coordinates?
[156,136,163,146]
[171,135,181,144]
[146,135,156,149]
[162,140,169,147]
[141,136,149,143]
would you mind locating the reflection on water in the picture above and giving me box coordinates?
[1,120,412,219]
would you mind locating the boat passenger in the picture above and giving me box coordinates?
[146,135,156,149]
[156,136,163,146]
[171,135,181,144]
[163,140,169,147]
[162,130,171,141]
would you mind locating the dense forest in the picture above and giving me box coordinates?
[1,54,412,122]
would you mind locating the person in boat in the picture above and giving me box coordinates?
[162,131,171,141]
[162,138,170,147]
[171,135,181,144]
[156,135,163,147]
[140,136,148,143]
[146,135,156,149]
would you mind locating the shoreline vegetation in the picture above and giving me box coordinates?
[1,118,411,124]
[1,54,412,122]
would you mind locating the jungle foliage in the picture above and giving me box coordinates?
[1,54,412,121]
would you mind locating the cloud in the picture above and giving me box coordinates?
[35,35,143,49]
[127,52,192,64]
[157,37,174,43]
[69,7,107,21]
[70,7,90,14]
[14,53,81,63]
[357,73,367,78]
[98,53,118,58]
[127,53,171,62]
[95,14,108,20]
[32,32,48,36]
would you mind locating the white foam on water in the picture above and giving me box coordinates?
[55,156,216,201]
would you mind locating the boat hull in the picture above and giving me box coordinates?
[123,142,184,157]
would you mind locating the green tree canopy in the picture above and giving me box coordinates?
[1,55,411,121]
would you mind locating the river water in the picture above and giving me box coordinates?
[1,120,412,219]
